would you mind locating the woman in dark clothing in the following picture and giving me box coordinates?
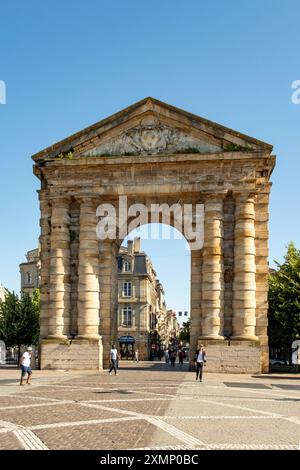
[178,349,184,365]
[194,344,206,382]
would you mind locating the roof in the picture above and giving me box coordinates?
[118,253,148,275]
[31,97,273,161]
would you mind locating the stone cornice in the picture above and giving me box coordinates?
[35,150,272,174]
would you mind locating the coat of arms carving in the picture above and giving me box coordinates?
[84,116,221,156]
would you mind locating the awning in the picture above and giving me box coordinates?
[118,336,135,344]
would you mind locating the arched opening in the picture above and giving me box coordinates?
[115,223,191,363]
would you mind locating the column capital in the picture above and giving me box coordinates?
[49,195,71,207]
[203,191,228,203]
[233,192,258,203]
[76,194,100,206]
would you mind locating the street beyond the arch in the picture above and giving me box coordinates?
[0,362,299,450]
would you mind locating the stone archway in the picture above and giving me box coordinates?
[33,97,275,373]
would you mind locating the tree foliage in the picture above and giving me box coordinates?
[0,289,40,353]
[268,242,300,347]
[179,319,190,343]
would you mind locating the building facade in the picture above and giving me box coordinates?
[0,283,6,302]
[19,249,40,295]
[118,237,171,359]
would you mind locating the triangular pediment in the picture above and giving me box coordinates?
[83,115,222,157]
[32,97,273,161]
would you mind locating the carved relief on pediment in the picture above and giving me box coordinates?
[83,116,222,157]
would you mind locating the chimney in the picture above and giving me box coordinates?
[127,240,133,255]
[134,237,141,253]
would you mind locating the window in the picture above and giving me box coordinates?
[122,306,132,327]
[26,272,32,284]
[124,259,132,272]
[123,281,132,297]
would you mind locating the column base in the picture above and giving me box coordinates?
[40,338,103,370]
[76,334,100,340]
[46,335,68,341]
[231,335,259,341]
[199,335,225,341]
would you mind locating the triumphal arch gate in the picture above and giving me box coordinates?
[32,98,275,373]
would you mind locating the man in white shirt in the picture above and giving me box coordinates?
[20,346,33,385]
[108,344,119,375]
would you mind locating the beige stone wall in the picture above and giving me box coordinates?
[193,340,261,374]
[40,339,102,370]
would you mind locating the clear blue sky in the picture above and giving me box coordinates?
[0,1,300,315]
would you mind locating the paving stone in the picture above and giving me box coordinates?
[0,432,24,450]
[34,420,182,450]
[0,366,299,450]
[0,403,124,427]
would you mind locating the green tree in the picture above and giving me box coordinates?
[268,242,300,347]
[0,289,40,359]
[179,319,190,344]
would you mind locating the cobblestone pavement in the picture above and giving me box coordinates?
[0,362,300,450]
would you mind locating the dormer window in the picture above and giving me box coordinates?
[124,259,132,272]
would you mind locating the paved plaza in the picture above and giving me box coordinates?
[0,362,299,450]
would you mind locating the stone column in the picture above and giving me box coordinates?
[77,199,100,340]
[255,187,271,372]
[189,249,202,358]
[48,196,70,339]
[232,194,258,340]
[38,190,51,339]
[223,196,235,337]
[99,240,119,367]
[201,195,224,339]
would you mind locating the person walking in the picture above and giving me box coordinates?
[134,349,139,362]
[164,349,169,364]
[178,349,184,366]
[20,346,33,386]
[170,349,176,367]
[108,344,119,375]
[291,344,299,372]
[194,344,206,382]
